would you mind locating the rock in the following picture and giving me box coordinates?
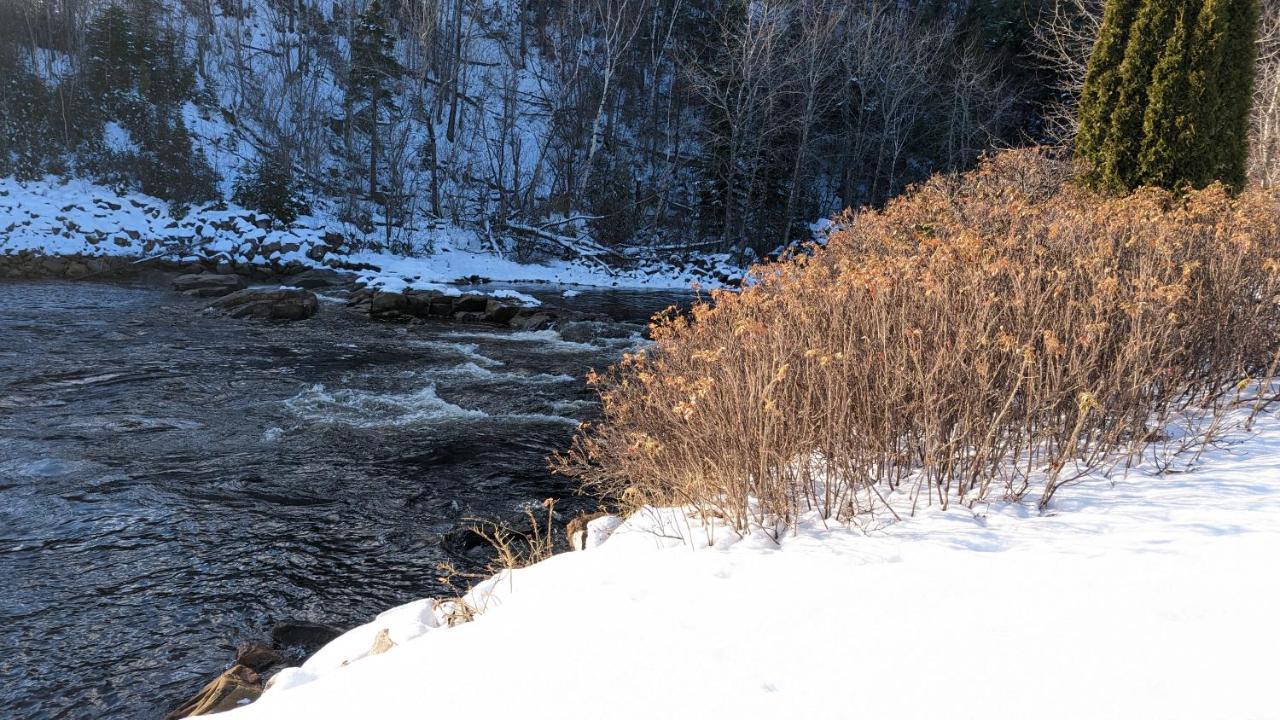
[173,273,247,298]
[235,641,284,672]
[211,288,319,321]
[452,311,488,323]
[509,310,556,331]
[428,295,455,317]
[453,294,489,313]
[485,298,520,324]
[369,291,409,316]
[163,665,262,719]
[289,268,343,289]
[270,621,344,653]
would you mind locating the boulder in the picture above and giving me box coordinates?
[509,310,556,331]
[173,273,247,298]
[289,268,344,289]
[211,288,318,321]
[270,620,344,653]
[369,291,409,317]
[235,641,284,672]
[485,298,520,324]
[428,295,455,317]
[453,294,489,313]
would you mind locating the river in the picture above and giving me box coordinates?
[0,279,686,719]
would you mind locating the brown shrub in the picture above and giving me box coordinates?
[554,150,1280,532]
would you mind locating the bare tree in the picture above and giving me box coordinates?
[577,0,649,208]
[684,0,791,250]
[1029,0,1104,146]
[779,0,841,246]
[1252,0,1280,186]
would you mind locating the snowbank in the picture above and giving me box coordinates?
[0,176,734,293]
[227,411,1280,720]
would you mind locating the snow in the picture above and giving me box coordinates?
[0,176,727,295]
[226,408,1280,720]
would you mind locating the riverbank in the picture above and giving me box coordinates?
[1,280,689,718]
[0,176,740,294]
[225,405,1280,720]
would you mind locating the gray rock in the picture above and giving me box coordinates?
[369,291,409,316]
[270,621,344,653]
[485,298,520,324]
[428,295,455,317]
[211,288,318,321]
[453,294,489,313]
[509,310,556,331]
[173,272,247,298]
[289,268,343,289]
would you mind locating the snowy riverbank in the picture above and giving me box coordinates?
[224,408,1280,720]
[0,176,738,294]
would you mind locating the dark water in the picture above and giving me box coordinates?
[0,280,685,719]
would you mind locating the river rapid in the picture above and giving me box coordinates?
[0,279,686,719]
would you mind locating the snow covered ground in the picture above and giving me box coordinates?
[0,177,733,294]
[226,409,1280,720]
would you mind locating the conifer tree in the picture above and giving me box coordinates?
[1075,0,1143,173]
[348,0,403,199]
[1135,8,1196,188]
[1181,0,1231,186]
[1077,0,1260,191]
[1096,0,1181,189]
[1212,0,1260,188]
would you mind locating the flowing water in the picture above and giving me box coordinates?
[0,279,686,719]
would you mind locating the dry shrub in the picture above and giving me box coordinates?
[432,499,561,625]
[554,150,1280,532]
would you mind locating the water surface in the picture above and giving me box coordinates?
[0,279,684,718]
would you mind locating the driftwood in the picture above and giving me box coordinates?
[498,220,623,275]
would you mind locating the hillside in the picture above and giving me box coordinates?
[1,0,1044,263]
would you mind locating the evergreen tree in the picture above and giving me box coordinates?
[77,1,216,204]
[1075,0,1142,178]
[1212,0,1259,188]
[1096,0,1182,189]
[84,4,136,100]
[1135,7,1196,188]
[1181,0,1231,186]
[233,152,311,226]
[348,0,403,198]
[1077,0,1260,191]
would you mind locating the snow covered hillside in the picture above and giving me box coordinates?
[0,176,736,291]
[225,408,1280,720]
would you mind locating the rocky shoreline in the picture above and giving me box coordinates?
[2,251,640,333]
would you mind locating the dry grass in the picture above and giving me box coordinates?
[433,499,562,625]
[554,150,1280,532]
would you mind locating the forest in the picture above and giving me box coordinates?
[1,0,1278,260]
